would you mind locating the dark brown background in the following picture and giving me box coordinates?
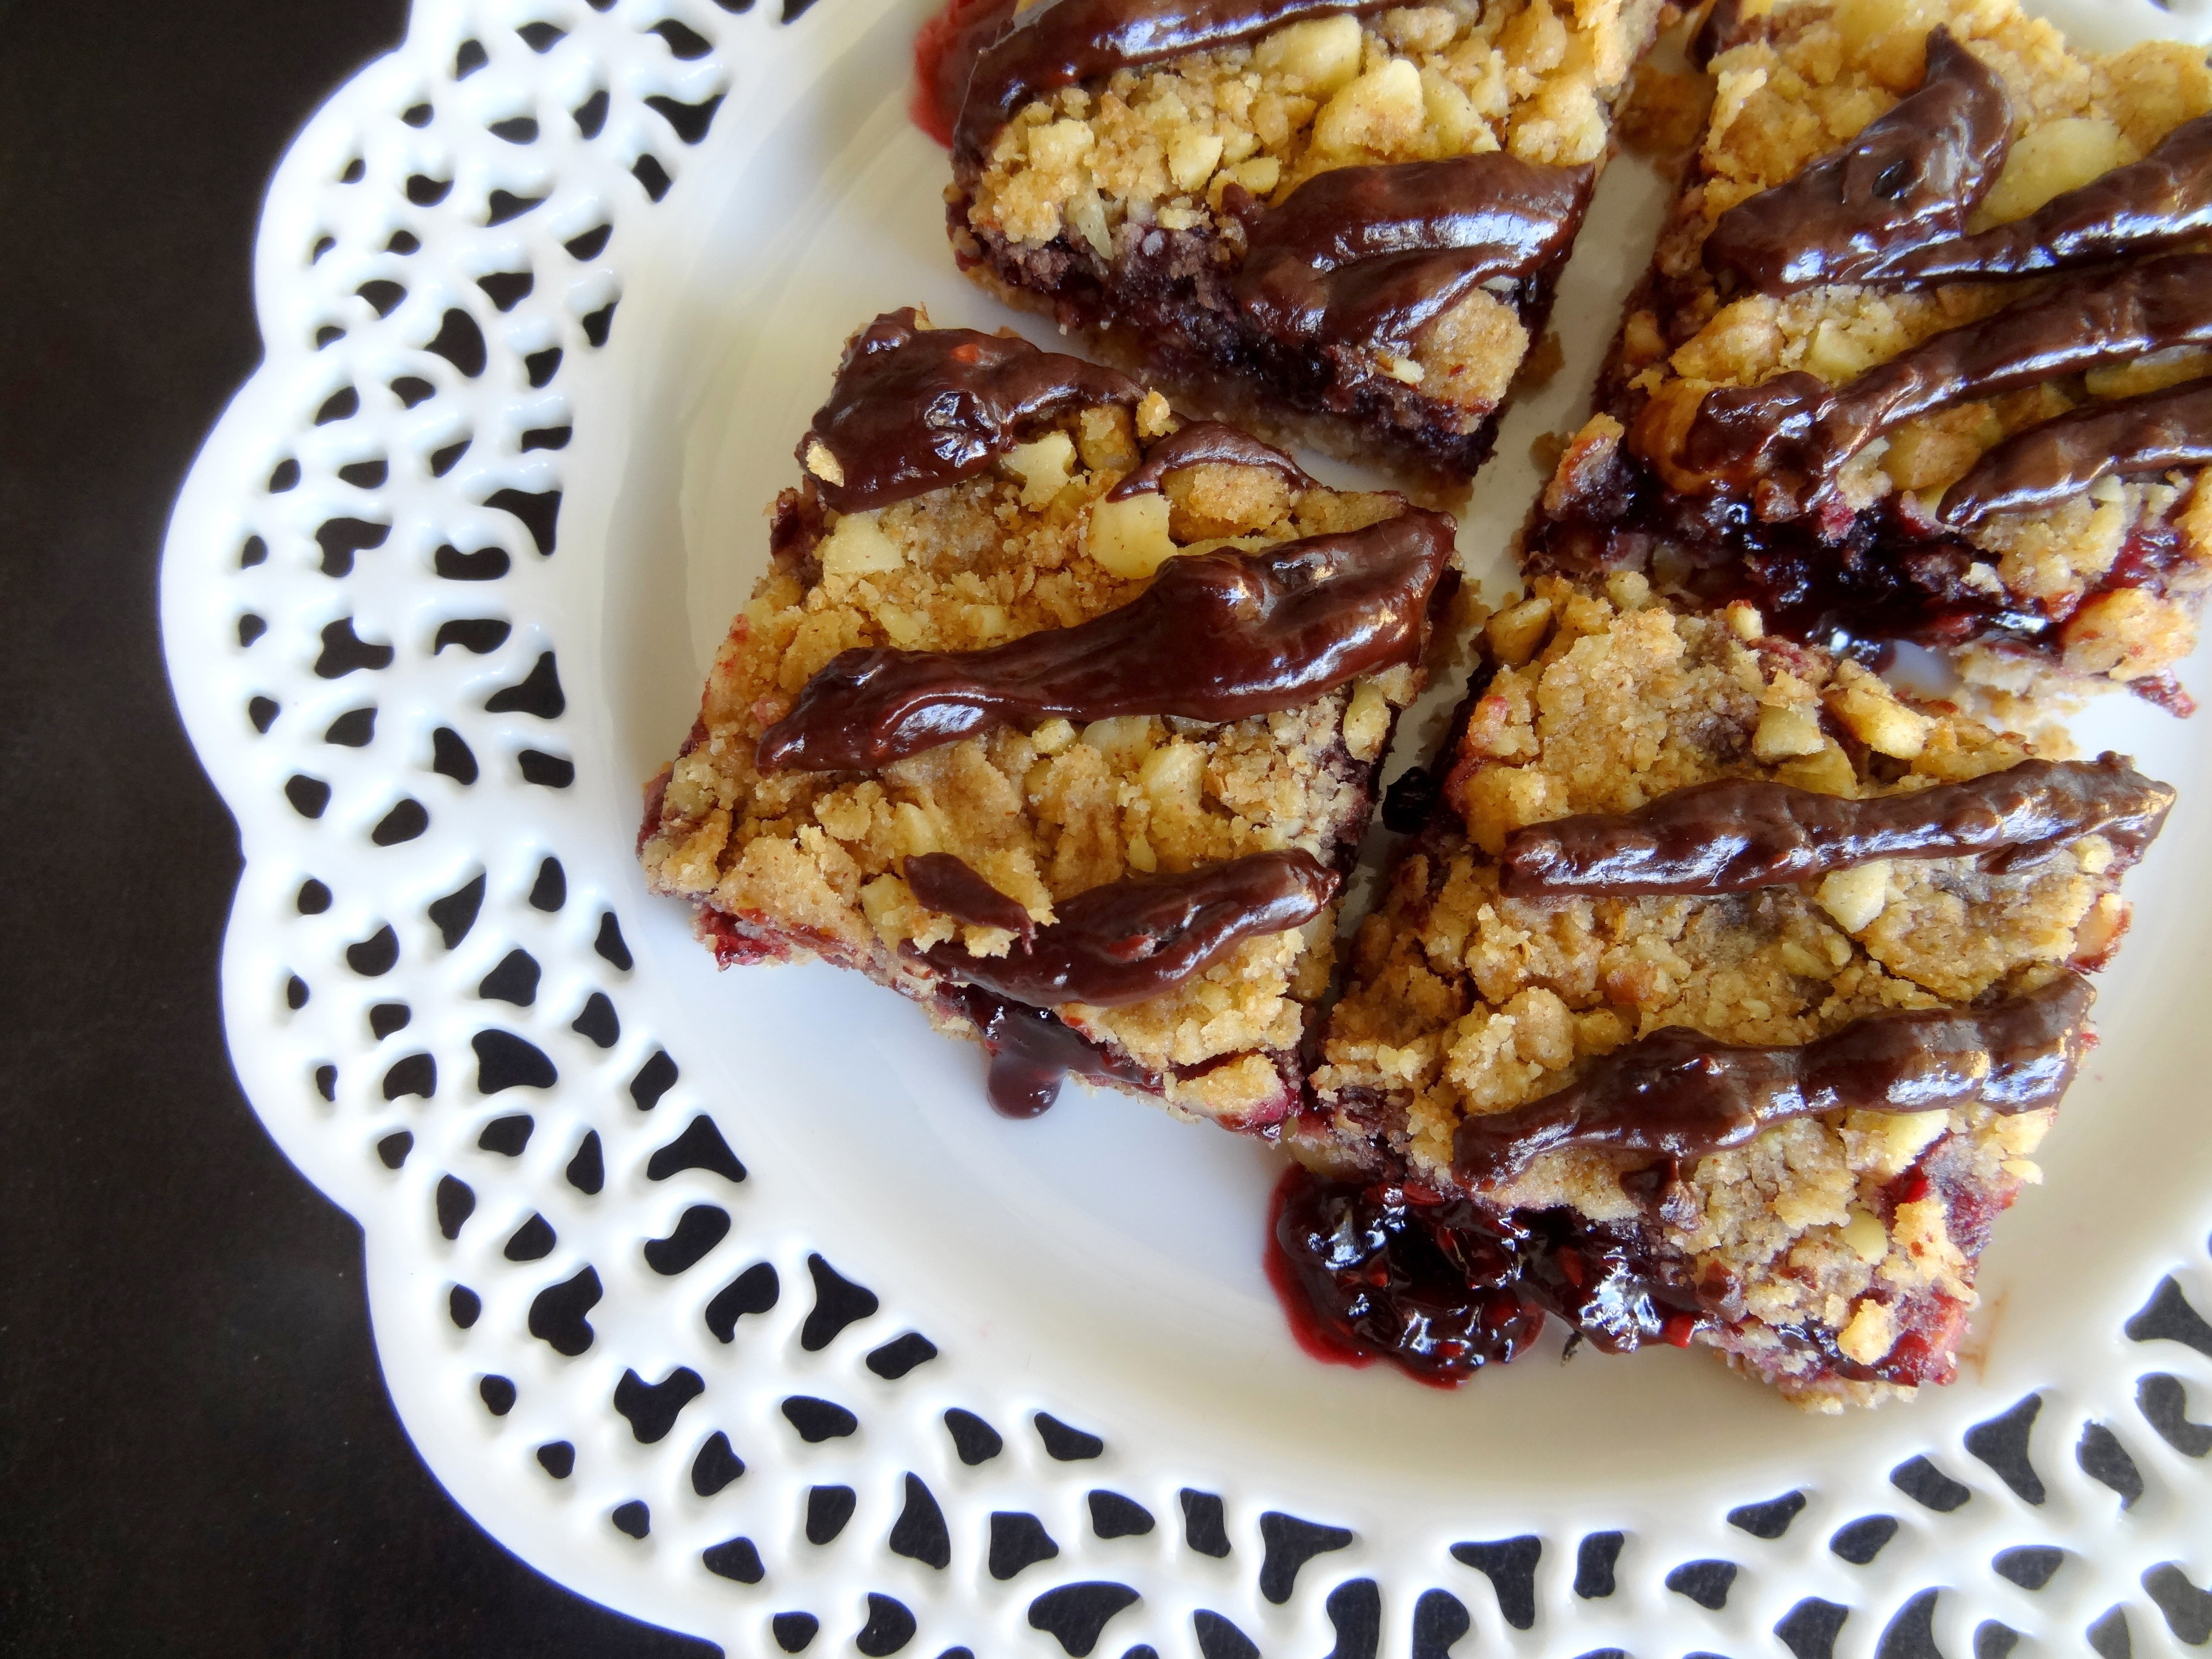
[0,4,715,1652]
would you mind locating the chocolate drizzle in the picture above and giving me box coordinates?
[1875,112,2212,288]
[757,507,1455,771]
[945,984,1158,1115]
[905,852,1037,940]
[1942,377,2212,525]
[1498,755,2173,897]
[1453,973,2094,1187]
[919,850,1336,1006]
[799,307,1140,514]
[1703,27,2011,296]
[1235,155,1595,350]
[953,0,1389,163]
[1107,421,1315,499]
[1663,253,2212,517]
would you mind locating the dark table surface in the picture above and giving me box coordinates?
[1,4,714,1653]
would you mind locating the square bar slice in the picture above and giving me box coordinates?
[640,308,1459,1129]
[1302,576,2169,1406]
[1527,0,2212,713]
[937,0,1672,484]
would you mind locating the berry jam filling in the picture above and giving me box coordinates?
[1265,1165,1708,1385]
[1532,417,2199,714]
[1530,441,2042,661]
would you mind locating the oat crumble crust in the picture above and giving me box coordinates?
[951,0,1672,479]
[1541,0,2212,698]
[1306,576,2136,1406]
[640,355,1435,1127]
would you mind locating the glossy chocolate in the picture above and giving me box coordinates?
[920,850,1336,1005]
[799,307,1140,514]
[1703,27,2011,295]
[757,508,1455,771]
[1498,754,2173,896]
[1107,420,1315,499]
[943,983,1157,1114]
[953,0,1389,163]
[1453,973,2094,1186]
[1879,113,2212,287]
[1668,253,2212,517]
[1942,377,2212,524]
[1236,155,1595,349]
[904,852,1037,941]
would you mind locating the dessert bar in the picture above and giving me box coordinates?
[1294,577,2170,1406]
[640,308,1458,1125]
[927,0,1672,481]
[1529,0,2212,710]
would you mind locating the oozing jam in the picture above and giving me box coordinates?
[1265,1165,1708,1386]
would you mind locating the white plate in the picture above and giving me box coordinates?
[164,1,2212,1653]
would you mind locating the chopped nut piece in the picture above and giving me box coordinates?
[1817,863,1891,934]
[803,438,845,486]
[1084,491,1178,579]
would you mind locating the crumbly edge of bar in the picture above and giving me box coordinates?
[953,244,1527,486]
[1567,0,2212,689]
[951,0,1670,476]
[1304,574,2120,1403]
[638,390,1428,1125]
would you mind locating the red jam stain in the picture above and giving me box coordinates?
[912,0,1013,146]
[1262,1165,1394,1376]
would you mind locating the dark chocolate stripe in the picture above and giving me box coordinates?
[906,852,1037,940]
[1453,973,2094,1187]
[1704,27,2011,296]
[954,0,1390,163]
[800,308,1140,514]
[1235,154,1595,350]
[1668,253,2212,517]
[1940,378,2212,524]
[1498,755,2173,897]
[757,507,1454,771]
[1108,421,1315,499]
[1871,113,2212,289]
[945,983,1159,1116]
[919,849,1336,1006]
